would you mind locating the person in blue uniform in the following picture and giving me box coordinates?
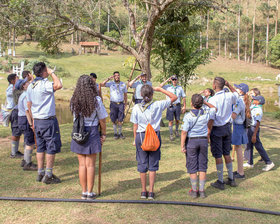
[26,62,63,184]
[208,77,238,190]
[130,85,177,200]
[70,75,107,200]
[128,73,152,104]
[100,71,127,139]
[22,70,34,82]
[231,83,250,179]
[244,95,275,171]
[90,73,101,97]
[16,78,37,171]
[181,94,217,198]
[160,75,186,141]
[6,74,24,158]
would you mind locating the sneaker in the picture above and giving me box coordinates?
[114,134,119,140]
[210,180,225,190]
[225,178,237,187]
[175,131,180,138]
[148,192,155,200]
[234,172,245,179]
[21,159,26,167]
[81,193,87,200]
[42,174,61,184]
[140,192,148,199]
[23,162,37,171]
[119,133,126,139]
[87,192,97,200]
[188,189,198,198]
[36,173,44,182]
[262,162,275,172]
[10,151,24,158]
[170,134,175,141]
[199,191,207,198]
[243,163,254,168]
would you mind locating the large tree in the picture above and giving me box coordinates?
[0,0,224,78]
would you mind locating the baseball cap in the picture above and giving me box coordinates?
[234,83,249,94]
[252,95,265,105]
[140,73,147,76]
[15,78,28,90]
[171,75,178,80]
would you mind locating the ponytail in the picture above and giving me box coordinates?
[243,94,251,119]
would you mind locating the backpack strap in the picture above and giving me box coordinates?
[138,101,154,124]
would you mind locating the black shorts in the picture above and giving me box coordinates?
[210,123,232,158]
[135,131,161,173]
[34,117,61,154]
[18,116,35,146]
[166,104,181,121]
[10,109,23,137]
[185,137,208,173]
[110,102,125,123]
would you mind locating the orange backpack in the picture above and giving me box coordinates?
[139,102,160,151]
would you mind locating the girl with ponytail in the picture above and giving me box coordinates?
[130,84,177,200]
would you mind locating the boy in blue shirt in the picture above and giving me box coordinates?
[160,75,186,141]
[27,62,63,184]
[181,94,217,198]
[244,95,275,171]
[100,71,128,139]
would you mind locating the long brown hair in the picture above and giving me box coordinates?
[243,94,251,119]
[70,75,98,117]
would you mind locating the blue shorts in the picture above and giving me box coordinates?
[10,109,23,137]
[232,123,248,145]
[18,116,35,146]
[134,99,142,104]
[110,102,124,123]
[135,131,161,173]
[185,137,208,173]
[210,123,232,158]
[166,104,181,121]
[34,117,61,154]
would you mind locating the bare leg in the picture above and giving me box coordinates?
[11,136,20,141]
[148,171,156,193]
[77,154,87,193]
[140,172,147,192]
[46,154,55,168]
[36,152,45,169]
[235,145,244,175]
[86,153,97,193]
[231,145,235,161]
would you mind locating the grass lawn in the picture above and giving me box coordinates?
[0,43,280,223]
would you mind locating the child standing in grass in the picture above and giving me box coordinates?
[181,94,217,198]
[130,85,177,200]
[244,95,275,171]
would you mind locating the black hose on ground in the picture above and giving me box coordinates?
[0,197,279,216]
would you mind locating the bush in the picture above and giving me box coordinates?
[104,30,120,50]
[268,34,280,67]
[275,111,280,120]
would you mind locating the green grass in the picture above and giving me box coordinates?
[0,121,280,223]
[0,42,280,223]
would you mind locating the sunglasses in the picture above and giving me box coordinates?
[171,79,177,81]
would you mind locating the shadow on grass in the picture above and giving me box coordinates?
[101,170,185,197]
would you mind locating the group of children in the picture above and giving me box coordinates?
[3,63,275,200]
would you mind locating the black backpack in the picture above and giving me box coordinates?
[244,117,252,129]
[71,115,90,145]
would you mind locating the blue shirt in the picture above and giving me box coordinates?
[251,105,263,126]
[130,99,171,132]
[208,90,238,126]
[74,96,108,126]
[163,85,186,104]
[105,81,127,103]
[18,91,28,117]
[131,81,152,99]
[181,108,216,137]
[26,78,56,119]
[232,96,246,125]
[6,84,15,109]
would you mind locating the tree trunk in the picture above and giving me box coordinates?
[245,0,249,62]
[71,33,74,45]
[98,0,101,53]
[219,29,221,56]
[251,0,256,64]
[200,15,203,50]
[275,0,279,36]
[206,11,209,49]
[224,0,228,58]
[137,53,151,80]
[237,0,241,61]
[266,0,270,65]
[13,26,16,56]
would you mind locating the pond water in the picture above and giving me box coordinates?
[1,95,279,125]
